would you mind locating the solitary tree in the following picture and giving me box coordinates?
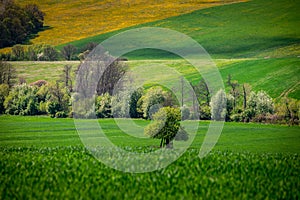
[144,107,187,148]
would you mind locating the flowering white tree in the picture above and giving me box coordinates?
[210,89,227,121]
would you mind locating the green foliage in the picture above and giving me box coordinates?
[129,88,143,118]
[61,44,77,60]
[4,84,39,115]
[145,107,181,148]
[26,44,44,61]
[38,101,47,114]
[275,98,300,125]
[95,93,112,118]
[0,84,9,114]
[46,82,70,117]
[47,101,62,118]
[11,44,25,60]
[111,91,130,118]
[55,111,67,118]
[140,87,167,119]
[199,105,211,120]
[0,0,45,48]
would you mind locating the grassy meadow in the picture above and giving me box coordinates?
[0,115,299,198]
[11,58,300,99]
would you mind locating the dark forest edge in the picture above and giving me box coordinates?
[0,0,45,48]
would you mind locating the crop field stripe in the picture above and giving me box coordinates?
[0,116,299,153]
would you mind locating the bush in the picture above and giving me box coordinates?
[256,91,274,115]
[55,111,67,118]
[4,84,39,116]
[230,113,243,122]
[199,105,211,120]
[38,101,48,114]
[47,101,62,118]
[111,91,130,118]
[47,82,71,117]
[95,93,112,118]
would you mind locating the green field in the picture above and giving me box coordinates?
[60,0,300,59]
[0,116,300,198]
[11,58,300,99]
[1,0,300,198]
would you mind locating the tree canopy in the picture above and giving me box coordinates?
[0,0,45,48]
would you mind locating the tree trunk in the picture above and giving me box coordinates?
[166,138,173,149]
[160,138,164,148]
[243,84,247,111]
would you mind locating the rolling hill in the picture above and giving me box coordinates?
[8,0,300,100]
[11,57,300,100]
[12,0,244,48]
[60,0,300,59]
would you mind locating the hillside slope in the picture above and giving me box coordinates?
[13,0,244,48]
[63,0,300,59]
[11,58,300,99]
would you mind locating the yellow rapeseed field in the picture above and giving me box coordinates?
[11,0,246,48]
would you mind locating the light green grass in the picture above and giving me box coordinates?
[11,61,79,84]
[1,116,299,153]
[219,58,300,99]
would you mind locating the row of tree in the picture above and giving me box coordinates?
[0,42,99,61]
[0,0,45,48]
[0,58,299,125]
